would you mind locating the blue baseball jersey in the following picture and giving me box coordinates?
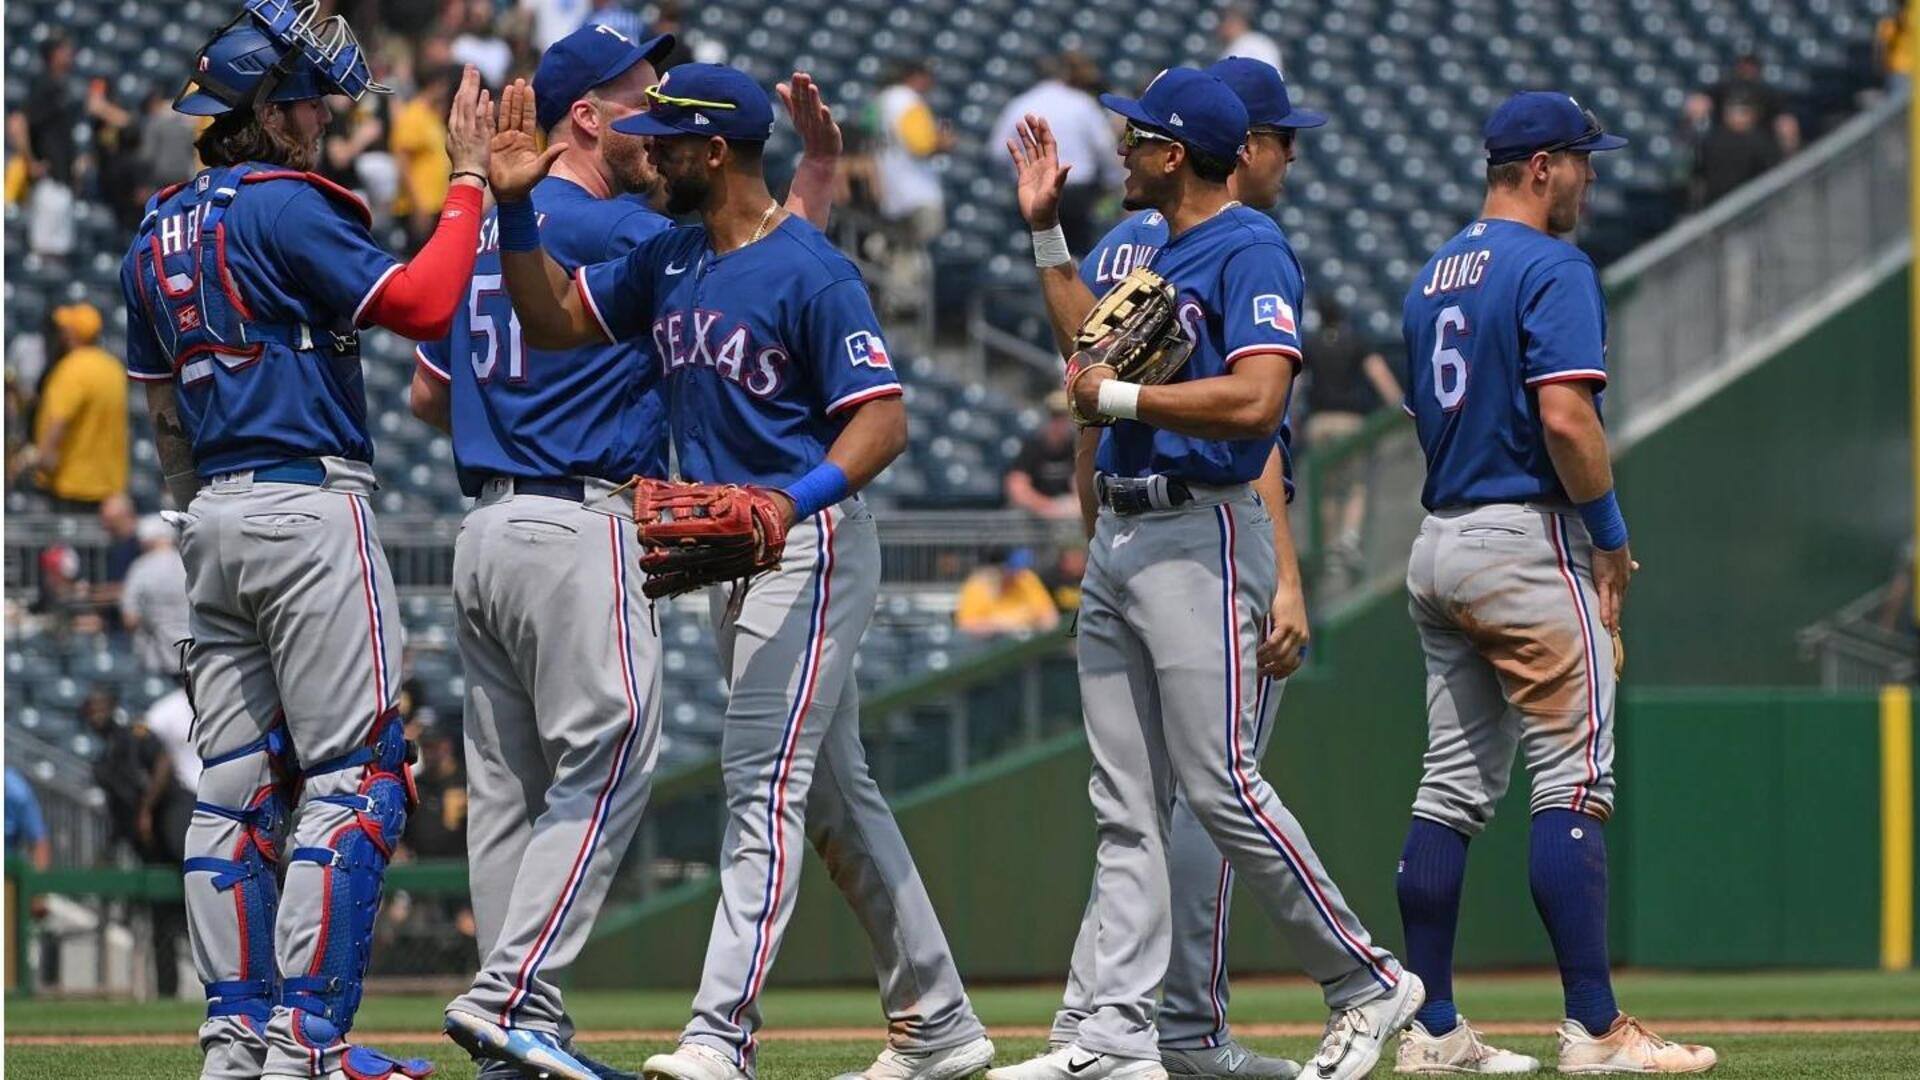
[577,215,902,488]
[1401,218,1609,511]
[1082,206,1305,487]
[418,177,671,496]
[121,166,401,476]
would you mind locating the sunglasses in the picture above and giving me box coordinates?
[1250,126,1296,148]
[1531,107,1603,158]
[1122,123,1177,150]
[645,85,739,111]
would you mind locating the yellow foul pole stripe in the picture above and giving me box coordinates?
[1911,79,1920,624]
[1883,684,1914,971]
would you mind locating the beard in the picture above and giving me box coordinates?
[603,133,658,197]
[663,169,710,215]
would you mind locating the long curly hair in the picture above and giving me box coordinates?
[193,105,319,171]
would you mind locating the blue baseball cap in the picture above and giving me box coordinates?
[1205,57,1326,131]
[1099,67,1249,163]
[1484,91,1627,165]
[534,25,675,132]
[612,63,776,142]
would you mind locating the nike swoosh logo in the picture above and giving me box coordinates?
[1066,1056,1102,1074]
[665,261,688,275]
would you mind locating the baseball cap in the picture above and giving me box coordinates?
[1205,57,1326,130]
[611,63,775,142]
[52,302,102,344]
[1483,91,1628,165]
[1099,67,1249,163]
[534,25,675,132]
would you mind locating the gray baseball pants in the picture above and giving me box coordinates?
[1070,486,1404,1062]
[445,478,663,1037]
[679,500,986,1071]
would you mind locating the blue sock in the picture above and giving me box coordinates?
[1396,816,1470,1035]
[1530,809,1618,1036]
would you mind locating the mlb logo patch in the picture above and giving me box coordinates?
[1252,294,1295,334]
[176,305,201,333]
[846,330,891,369]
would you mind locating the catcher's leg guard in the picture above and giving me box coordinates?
[185,725,296,1036]
[281,709,417,1039]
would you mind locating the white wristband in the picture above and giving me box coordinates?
[1032,223,1071,268]
[1097,379,1143,420]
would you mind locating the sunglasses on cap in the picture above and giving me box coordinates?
[1122,123,1178,150]
[645,85,739,110]
[1530,107,1603,158]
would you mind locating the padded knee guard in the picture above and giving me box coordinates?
[184,724,296,1028]
[284,710,417,1036]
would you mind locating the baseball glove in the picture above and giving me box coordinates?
[631,478,790,600]
[1064,266,1194,426]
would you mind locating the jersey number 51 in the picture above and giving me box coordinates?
[469,273,526,382]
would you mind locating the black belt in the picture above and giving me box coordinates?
[482,475,589,501]
[1096,474,1194,516]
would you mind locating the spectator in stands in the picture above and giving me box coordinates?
[323,91,401,230]
[1215,5,1283,75]
[584,0,649,43]
[1690,92,1782,210]
[956,548,1061,637]
[1704,52,1800,155]
[990,53,1121,254]
[1879,6,1914,94]
[101,493,142,580]
[22,303,128,512]
[122,515,190,676]
[1042,546,1088,612]
[391,64,460,248]
[88,79,144,230]
[1005,391,1081,522]
[134,90,202,207]
[20,36,81,260]
[650,0,703,68]
[84,685,192,998]
[1303,298,1401,585]
[451,0,514,88]
[871,59,954,303]
[522,0,595,51]
[30,544,104,636]
[403,715,469,859]
[5,767,54,872]
[144,686,200,795]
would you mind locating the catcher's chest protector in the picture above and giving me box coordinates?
[132,165,357,383]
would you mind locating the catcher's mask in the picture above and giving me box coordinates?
[175,0,389,117]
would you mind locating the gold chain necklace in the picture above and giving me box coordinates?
[747,201,780,245]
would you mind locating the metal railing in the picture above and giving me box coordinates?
[1798,584,1920,691]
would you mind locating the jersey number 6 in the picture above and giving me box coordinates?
[1429,305,1468,411]
[469,273,526,382]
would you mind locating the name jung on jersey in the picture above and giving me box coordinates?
[1420,248,1493,296]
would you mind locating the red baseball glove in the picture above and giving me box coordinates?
[631,478,790,599]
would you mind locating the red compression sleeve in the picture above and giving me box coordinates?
[360,183,486,340]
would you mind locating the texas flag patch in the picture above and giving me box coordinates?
[1252,294,1296,334]
[846,330,892,369]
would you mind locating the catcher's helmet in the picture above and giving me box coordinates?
[175,0,388,117]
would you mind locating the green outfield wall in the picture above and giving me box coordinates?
[575,267,1913,987]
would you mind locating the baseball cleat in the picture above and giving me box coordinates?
[1163,1040,1301,1079]
[1554,1016,1715,1074]
[984,1042,1167,1080]
[574,1048,641,1080]
[642,1043,754,1080]
[1394,1019,1539,1074]
[1306,971,1426,1080]
[444,1010,598,1080]
[831,1036,997,1080]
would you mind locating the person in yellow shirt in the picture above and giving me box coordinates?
[1878,2,1914,91]
[390,65,458,246]
[955,548,1062,637]
[27,302,128,510]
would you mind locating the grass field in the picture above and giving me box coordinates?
[8,970,1920,1078]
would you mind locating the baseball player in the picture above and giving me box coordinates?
[992,68,1421,1080]
[1393,92,1714,1075]
[119,2,494,1077]
[1039,59,1399,1080]
[408,29,845,1080]
[483,64,994,1080]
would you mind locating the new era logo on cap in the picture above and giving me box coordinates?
[693,113,710,125]
[1168,112,1185,126]
[846,330,891,369]
[1252,293,1295,333]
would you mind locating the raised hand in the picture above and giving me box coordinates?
[1006,113,1071,230]
[488,79,567,203]
[778,72,842,161]
[443,65,494,175]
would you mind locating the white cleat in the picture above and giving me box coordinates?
[1306,972,1427,1080]
[984,1043,1168,1080]
[642,1043,754,1080]
[1395,1019,1540,1074]
[1555,1016,1715,1074]
[832,1037,997,1080]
